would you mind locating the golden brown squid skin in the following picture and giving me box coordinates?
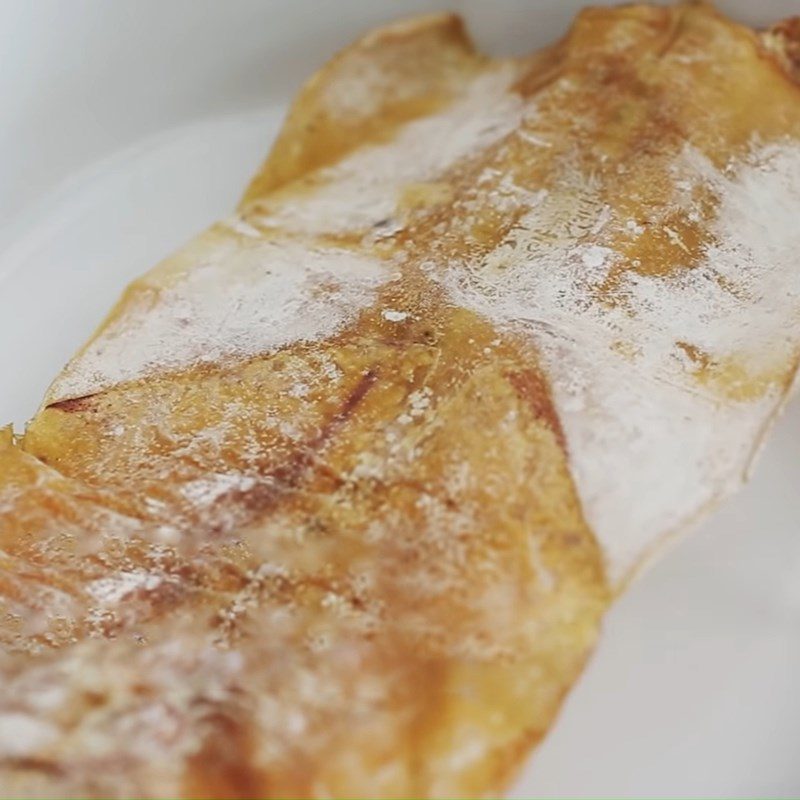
[1,5,799,798]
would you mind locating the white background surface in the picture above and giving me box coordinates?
[1,2,798,796]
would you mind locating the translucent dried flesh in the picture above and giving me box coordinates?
[1,5,799,798]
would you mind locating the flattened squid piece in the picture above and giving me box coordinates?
[1,5,799,798]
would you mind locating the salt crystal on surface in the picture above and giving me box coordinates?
[382,309,409,322]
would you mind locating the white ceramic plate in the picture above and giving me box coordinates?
[1,2,799,796]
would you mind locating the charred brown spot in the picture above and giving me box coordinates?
[1,757,65,776]
[81,689,108,708]
[222,368,379,519]
[506,369,567,450]
[182,708,271,800]
[676,340,713,371]
[333,367,378,423]
[46,393,99,413]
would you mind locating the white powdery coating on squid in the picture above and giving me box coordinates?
[47,65,524,401]
[254,65,524,235]
[87,568,164,606]
[0,713,59,757]
[49,233,388,400]
[443,141,800,581]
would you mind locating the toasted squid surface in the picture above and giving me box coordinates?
[1,5,800,798]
